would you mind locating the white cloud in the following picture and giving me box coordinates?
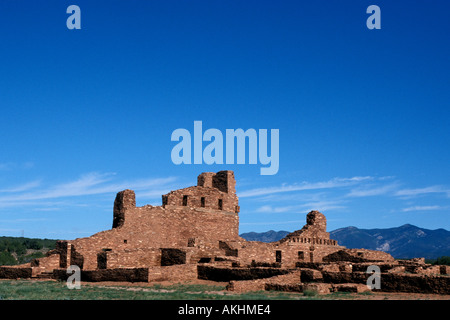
[240,176,374,198]
[0,180,42,193]
[0,162,34,171]
[395,186,449,197]
[0,172,178,207]
[346,182,400,197]
[401,205,443,212]
[255,200,345,214]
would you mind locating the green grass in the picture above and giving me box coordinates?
[0,280,306,300]
[0,280,381,300]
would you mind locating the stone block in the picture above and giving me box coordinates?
[333,283,371,293]
[300,269,323,282]
[303,283,332,294]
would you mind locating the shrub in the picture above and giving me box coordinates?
[0,251,17,266]
[434,256,450,266]
[303,289,318,297]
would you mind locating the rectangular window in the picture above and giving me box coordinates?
[182,195,188,206]
[218,199,223,210]
[298,251,304,260]
[201,197,205,207]
[275,250,282,263]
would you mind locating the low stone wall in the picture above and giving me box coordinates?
[53,268,149,282]
[323,249,393,263]
[226,278,267,293]
[198,265,292,282]
[379,273,450,294]
[31,254,60,272]
[227,271,301,293]
[0,266,32,279]
[148,264,197,282]
[318,270,450,295]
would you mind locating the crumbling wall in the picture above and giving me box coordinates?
[233,241,277,266]
[163,171,239,214]
[113,189,136,228]
[148,264,197,282]
[0,266,32,279]
[282,211,330,241]
[64,195,240,270]
[198,265,292,282]
[53,268,149,282]
[323,249,394,263]
[97,248,161,269]
[30,252,60,273]
[161,248,186,266]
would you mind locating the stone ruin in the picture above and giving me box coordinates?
[1,170,449,295]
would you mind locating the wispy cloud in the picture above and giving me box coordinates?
[255,200,345,214]
[0,162,34,171]
[401,205,444,212]
[0,180,41,193]
[240,176,374,198]
[0,172,178,207]
[395,186,450,198]
[346,182,400,197]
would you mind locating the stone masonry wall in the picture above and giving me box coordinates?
[65,189,239,269]
[163,170,239,214]
[17,170,397,284]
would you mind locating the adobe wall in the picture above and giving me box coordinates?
[45,171,241,270]
[322,248,394,263]
[30,252,60,273]
[235,209,346,267]
[98,248,161,269]
[230,240,278,266]
[63,201,239,269]
[281,211,331,242]
[147,264,198,282]
[163,186,239,213]
[225,237,345,268]
[0,266,32,279]
[53,268,149,282]
[163,170,239,214]
[34,172,354,273]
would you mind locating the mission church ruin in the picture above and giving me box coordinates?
[1,171,449,295]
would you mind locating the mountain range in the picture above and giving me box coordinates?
[240,224,450,259]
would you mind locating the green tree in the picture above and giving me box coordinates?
[0,251,17,266]
[434,256,450,266]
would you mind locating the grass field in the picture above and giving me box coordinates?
[1,279,448,300]
[0,280,302,300]
[0,279,362,300]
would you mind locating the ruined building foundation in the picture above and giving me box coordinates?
[1,171,449,295]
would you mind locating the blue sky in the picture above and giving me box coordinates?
[0,1,449,239]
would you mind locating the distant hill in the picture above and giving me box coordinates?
[330,224,450,259]
[240,230,289,243]
[240,224,450,259]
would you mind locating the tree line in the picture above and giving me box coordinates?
[0,236,57,266]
